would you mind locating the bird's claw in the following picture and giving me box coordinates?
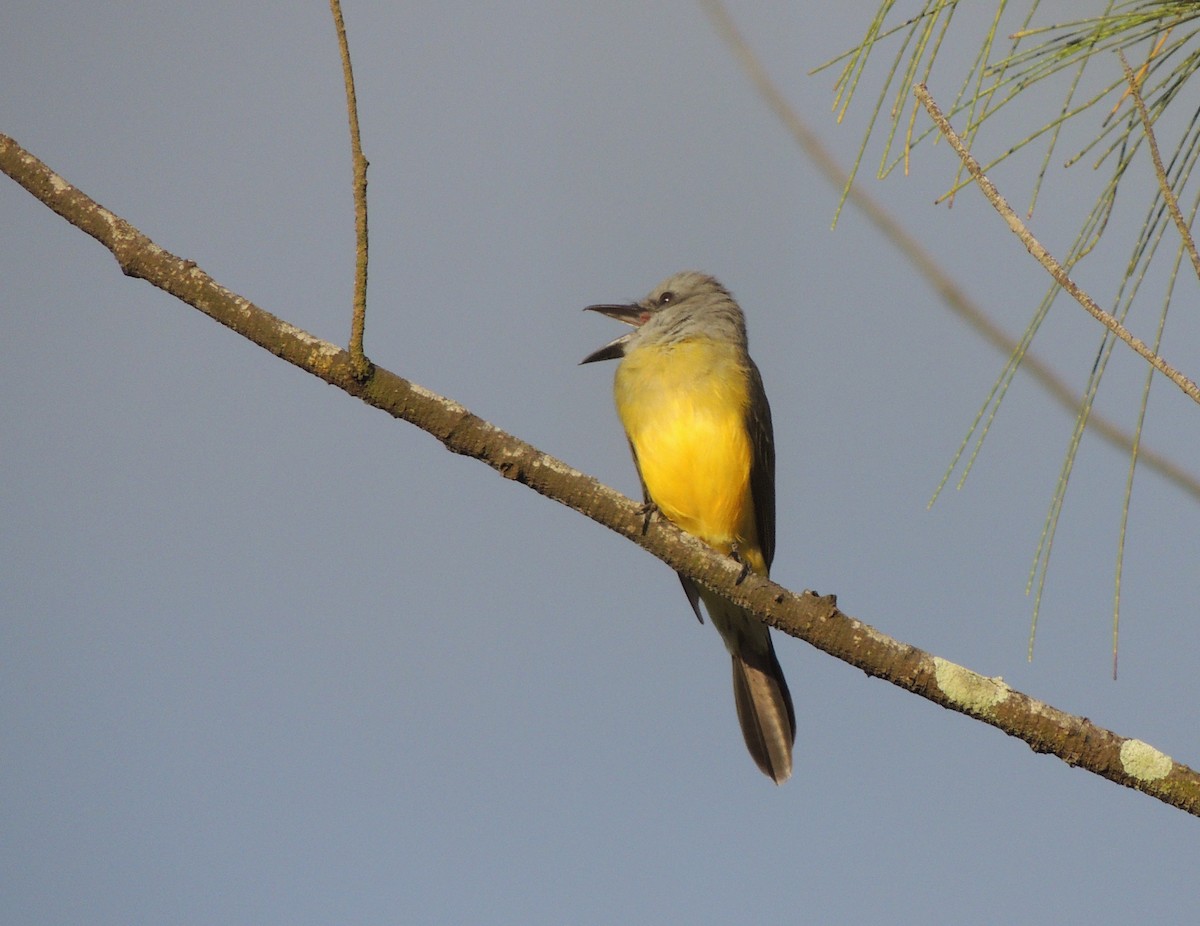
[730,545,751,585]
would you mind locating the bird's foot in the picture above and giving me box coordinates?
[636,501,659,536]
[729,544,751,585]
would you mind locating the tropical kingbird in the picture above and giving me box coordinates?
[582,271,795,783]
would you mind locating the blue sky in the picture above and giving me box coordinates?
[4,3,1199,923]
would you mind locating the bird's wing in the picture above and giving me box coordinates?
[746,358,776,572]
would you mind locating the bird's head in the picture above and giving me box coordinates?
[581,271,747,364]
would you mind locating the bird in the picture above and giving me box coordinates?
[581,271,795,783]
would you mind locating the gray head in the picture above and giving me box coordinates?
[581,271,748,364]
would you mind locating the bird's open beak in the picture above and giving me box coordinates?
[580,302,644,364]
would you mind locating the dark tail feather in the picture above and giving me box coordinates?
[730,638,796,784]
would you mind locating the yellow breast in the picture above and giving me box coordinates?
[614,338,761,567]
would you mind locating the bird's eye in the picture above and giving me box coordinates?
[657,291,675,306]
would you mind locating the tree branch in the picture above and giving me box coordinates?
[4,131,1199,817]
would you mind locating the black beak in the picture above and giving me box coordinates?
[580,302,643,365]
[584,303,644,324]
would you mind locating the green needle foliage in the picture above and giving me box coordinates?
[822,1,1200,669]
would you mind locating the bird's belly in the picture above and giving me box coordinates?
[632,408,751,550]
[615,346,756,554]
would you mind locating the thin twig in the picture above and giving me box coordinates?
[915,83,1200,408]
[1118,51,1200,283]
[331,0,371,380]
